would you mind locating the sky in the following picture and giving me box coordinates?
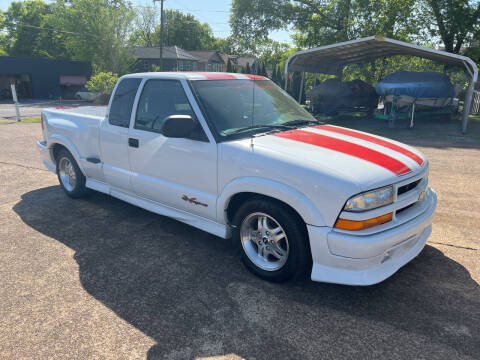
[0,0,293,44]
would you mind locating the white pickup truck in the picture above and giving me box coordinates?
[37,72,436,285]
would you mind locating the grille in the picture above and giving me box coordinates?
[398,179,421,196]
[396,203,415,215]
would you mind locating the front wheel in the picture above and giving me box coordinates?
[232,198,311,282]
[56,149,88,198]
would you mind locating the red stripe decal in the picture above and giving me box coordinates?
[184,72,237,80]
[273,130,411,176]
[244,74,269,80]
[315,125,424,166]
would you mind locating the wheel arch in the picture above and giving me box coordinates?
[48,135,87,176]
[218,177,326,228]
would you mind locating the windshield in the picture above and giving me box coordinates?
[190,79,318,139]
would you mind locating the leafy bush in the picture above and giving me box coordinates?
[85,72,119,104]
[86,72,119,95]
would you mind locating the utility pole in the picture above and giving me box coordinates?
[153,0,165,71]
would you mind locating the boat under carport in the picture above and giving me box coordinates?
[284,36,478,133]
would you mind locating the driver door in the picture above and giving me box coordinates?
[127,79,217,220]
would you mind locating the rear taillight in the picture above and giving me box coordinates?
[41,113,45,130]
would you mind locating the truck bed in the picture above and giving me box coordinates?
[51,105,108,118]
[42,105,107,181]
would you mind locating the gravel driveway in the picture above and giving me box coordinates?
[0,123,479,360]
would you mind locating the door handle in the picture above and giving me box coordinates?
[128,138,139,148]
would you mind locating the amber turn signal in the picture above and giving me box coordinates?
[335,212,393,231]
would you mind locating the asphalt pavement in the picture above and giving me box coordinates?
[0,123,479,359]
[0,99,93,120]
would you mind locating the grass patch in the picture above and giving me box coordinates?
[0,117,41,125]
[21,117,41,123]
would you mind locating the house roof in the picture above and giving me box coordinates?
[132,46,199,61]
[188,50,225,64]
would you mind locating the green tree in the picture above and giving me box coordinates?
[260,62,268,76]
[162,10,215,50]
[3,0,53,57]
[231,0,422,51]
[130,9,216,50]
[424,0,480,53]
[212,36,243,54]
[130,4,158,47]
[226,58,234,72]
[257,40,291,67]
[465,46,480,64]
[271,65,277,81]
[0,11,8,55]
[46,0,136,74]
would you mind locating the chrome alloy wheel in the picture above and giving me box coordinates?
[58,157,77,192]
[240,212,289,271]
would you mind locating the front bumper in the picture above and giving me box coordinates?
[36,140,56,173]
[308,188,437,285]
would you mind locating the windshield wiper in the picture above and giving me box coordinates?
[226,124,292,136]
[282,119,321,127]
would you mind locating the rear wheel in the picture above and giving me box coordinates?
[232,198,311,282]
[56,149,88,198]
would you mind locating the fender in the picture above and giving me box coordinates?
[47,133,87,177]
[217,176,326,227]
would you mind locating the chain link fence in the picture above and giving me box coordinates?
[472,90,480,115]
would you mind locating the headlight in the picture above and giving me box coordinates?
[344,185,394,212]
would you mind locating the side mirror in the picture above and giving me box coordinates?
[160,115,196,138]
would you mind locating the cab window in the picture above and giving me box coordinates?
[134,80,207,141]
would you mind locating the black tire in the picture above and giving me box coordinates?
[232,197,311,282]
[366,107,375,118]
[56,149,88,198]
[384,102,392,115]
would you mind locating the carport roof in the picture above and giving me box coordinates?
[286,36,478,81]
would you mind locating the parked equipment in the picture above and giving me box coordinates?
[306,78,378,115]
[375,71,457,127]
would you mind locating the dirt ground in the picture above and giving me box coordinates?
[0,121,479,360]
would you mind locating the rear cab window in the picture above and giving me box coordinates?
[109,78,142,127]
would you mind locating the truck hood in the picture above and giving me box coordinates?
[250,124,427,190]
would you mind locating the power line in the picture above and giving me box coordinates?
[0,21,99,38]
[134,4,230,12]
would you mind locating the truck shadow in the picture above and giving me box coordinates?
[13,186,480,360]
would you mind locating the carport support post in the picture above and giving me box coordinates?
[298,72,305,103]
[462,81,475,133]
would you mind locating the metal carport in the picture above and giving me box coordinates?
[284,35,479,133]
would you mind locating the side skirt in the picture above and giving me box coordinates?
[85,179,230,239]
